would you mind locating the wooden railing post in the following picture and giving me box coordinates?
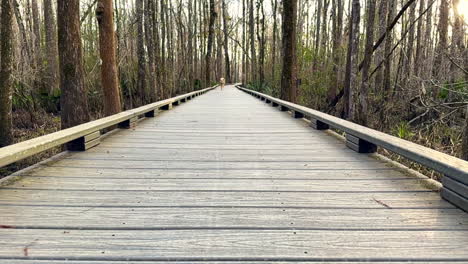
[118,116,138,129]
[310,118,329,130]
[67,131,101,151]
[160,103,173,111]
[144,110,156,118]
[345,134,377,153]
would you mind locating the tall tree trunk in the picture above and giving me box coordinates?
[404,2,416,80]
[205,0,216,86]
[160,0,167,98]
[43,0,60,95]
[327,0,343,103]
[433,0,448,82]
[382,0,395,93]
[374,0,388,91]
[343,0,360,120]
[242,0,248,83]
[462,106,468,161]
[271,0,278,82]
[414,0,425,76]
[57,0,90,129]
[144,0,156,101]
[31,0,41,70]
[320,0,329,62]
[357,0,376,125]
[257,0,265,84]
[0,0,14,147]
[136,0,146,105]
[423,0,433,77]
[280,0,298,103]
[249,0,257,82]
[222,0,231,83]
[96,0,122,116]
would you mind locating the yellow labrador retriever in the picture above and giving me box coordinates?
[220,78,225,90]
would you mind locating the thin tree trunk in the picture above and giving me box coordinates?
[280,0,298,103]
[327,0,343,103]
[136,0,146,105]
[249,0,257,82]
[57,0,90,129]
[357,0,376,125]
[414,0,425,76]
[271,0,278,82]
[374,0,388,91]
[383,0,395,93]
[433,0,448,81]
[96,0,122,116]
[222,0,231,83]
[43,0,60,95]
[144,0,156,101]
[343,0,360,120]
[462,106,468,160]
[0,0,14,147]
[205,0,216,86]
[31,0,41,70]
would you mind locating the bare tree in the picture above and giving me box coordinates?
[462,106,468,161]
[205,0,217,86]
[343,0,361,119]
[136,0,147,105]
[222,0,231,83]
[357,0,376,125]
[43,0,60,94]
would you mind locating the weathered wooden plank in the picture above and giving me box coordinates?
[0,86,216,167]
[0,189,452,208]
[45,159,391,170]
[6,259,468,264]
[1,207,466,229]
[237,87,468,185]
[0,229,467,259]
[5,178,431,192]
[21,166,417,180]
[1,84,465,262]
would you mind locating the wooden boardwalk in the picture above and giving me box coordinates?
[0,85,467,263]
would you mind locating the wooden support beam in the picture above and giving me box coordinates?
[293,111,304,119]
[160,103,173,111]
[346,134,377,153]
[118,116,138,129]
[310,118,330,130]
[144,110,156,118]
[441,176,468,212]
[67,131,101,151]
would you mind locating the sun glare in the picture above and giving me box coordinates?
[457,0,468,24]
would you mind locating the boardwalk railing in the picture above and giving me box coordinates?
[237,85,468,212]
[0,86,216,168]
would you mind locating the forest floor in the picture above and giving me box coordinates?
[0,110,61,178]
